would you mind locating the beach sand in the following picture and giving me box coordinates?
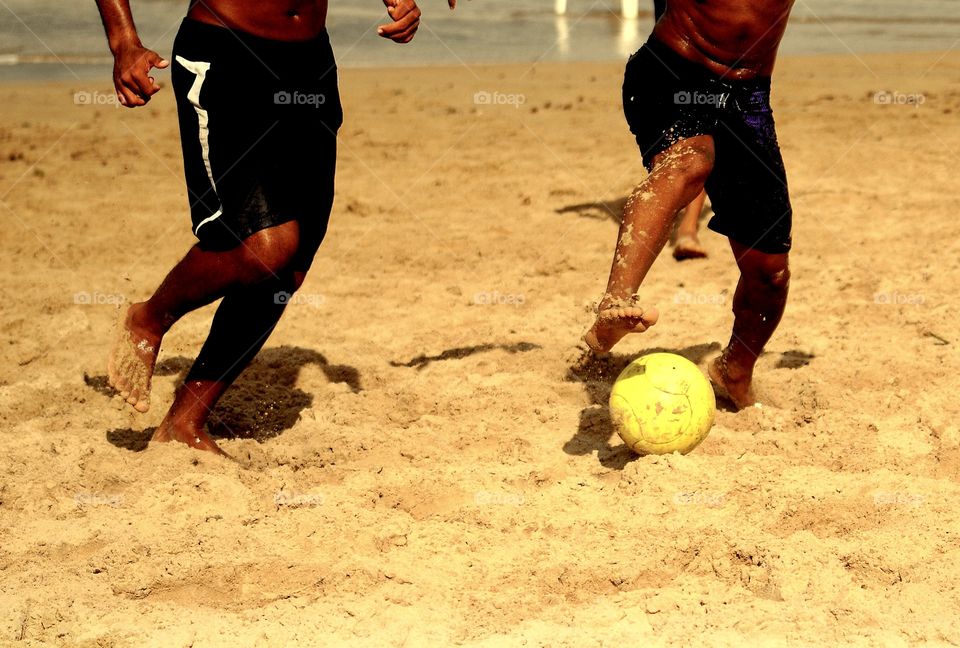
[1,49,959,646]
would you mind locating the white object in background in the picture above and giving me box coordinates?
[556,0,640,19]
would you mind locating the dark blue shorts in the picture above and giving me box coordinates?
[623,37,792,254]
[172,18,343,265]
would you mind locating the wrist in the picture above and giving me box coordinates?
[109,31,142,55]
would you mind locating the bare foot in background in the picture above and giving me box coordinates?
[673,234,708,260]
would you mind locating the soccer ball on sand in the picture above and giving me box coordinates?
[609,352,716,455]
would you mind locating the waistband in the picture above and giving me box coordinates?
[175,17,331,54]
[642,36,771,91]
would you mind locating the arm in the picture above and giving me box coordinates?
[94,0,169,107]
[378,0,458,44]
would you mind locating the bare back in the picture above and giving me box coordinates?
[187,0,329,41]
[654,0,795,79]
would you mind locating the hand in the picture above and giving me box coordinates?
[112,43,168,107]
[378,0,459,44]
[378,0,422,43]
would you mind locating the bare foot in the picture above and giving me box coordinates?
[708,352,756,410]
[107,303,163,413]
[584,299,659,354]
[152,417,229,457]
[673,234,708,261]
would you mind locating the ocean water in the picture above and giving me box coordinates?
[0,0,957,81]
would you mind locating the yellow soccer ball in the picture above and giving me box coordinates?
[609,352,716,455]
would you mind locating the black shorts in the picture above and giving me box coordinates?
[622,37,792,254]
[171,18,343,260]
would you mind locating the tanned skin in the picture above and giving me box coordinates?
[97,0,456,455]
[585,0,796,409]
[97,0,454,106]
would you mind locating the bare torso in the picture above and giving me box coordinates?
[654,0,795,79]
[187,0,329,41]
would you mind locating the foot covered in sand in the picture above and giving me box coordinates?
[708,351,756,410]
[673,235,708,261]
[152,417,228,457]
[107,303,162,413]
[584,297,659,354]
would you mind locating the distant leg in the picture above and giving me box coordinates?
[673,189,708,261]
[107,221,300,413]
[585,136,715,353]
[709,240,790,409]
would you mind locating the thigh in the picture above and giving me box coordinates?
[623,42,717,170]
[705,90,792,255]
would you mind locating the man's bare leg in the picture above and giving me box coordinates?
[708,239,790,409]
[151,273,303,455]
[673,189,708,261]
[585,136,715,353]
[107,222,300,412]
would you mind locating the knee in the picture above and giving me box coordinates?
[751,257,791,291]
[290,270,308,292]
[653,143,715,189]
[681,150,715,187]
[237,221,300,282]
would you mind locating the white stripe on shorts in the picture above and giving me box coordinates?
[175,55,223,234]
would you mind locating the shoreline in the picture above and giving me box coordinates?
[1,46,958,84]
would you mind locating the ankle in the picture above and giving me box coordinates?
[132,300,173,337]
[160,410,205,434]
[598,292,639,312]
[719,347,755,381]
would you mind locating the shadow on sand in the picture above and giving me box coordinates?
[389,342,541,371]
[564,342,817,468]
[563,342,722,470]
[91,345,360,452]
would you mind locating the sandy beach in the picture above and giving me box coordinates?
[1,49,960,645]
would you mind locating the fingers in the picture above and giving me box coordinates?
[378,0,421,43]
[115,76,145,107]
[115,48,167,108]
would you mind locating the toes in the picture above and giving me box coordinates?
[134,399,150,413]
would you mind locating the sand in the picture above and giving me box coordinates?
[1,49,959,646]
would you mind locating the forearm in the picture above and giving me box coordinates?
[94,0,142,53]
